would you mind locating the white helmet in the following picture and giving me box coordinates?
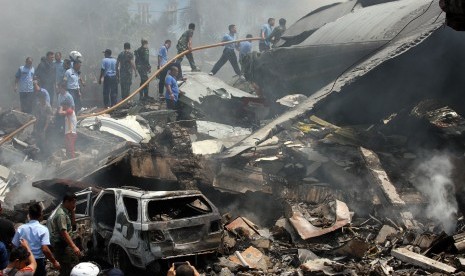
[69,50,83,63]
[70,262,100,276]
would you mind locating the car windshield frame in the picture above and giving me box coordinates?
[145,195,213,222]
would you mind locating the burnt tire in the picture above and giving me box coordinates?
[111,246,132,273]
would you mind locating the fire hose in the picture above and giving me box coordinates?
[0,37,262,147]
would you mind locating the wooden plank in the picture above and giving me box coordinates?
[391,248,456,274]
[453,232,465,242]
[309,115,340,129]
[455,240,465,252]
[360,147,405,205]
[360,147,419,229]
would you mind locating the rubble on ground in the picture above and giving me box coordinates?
[4,92,465,274]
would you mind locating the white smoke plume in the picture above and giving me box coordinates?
[412,154,457,234]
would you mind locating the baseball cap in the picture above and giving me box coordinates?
[103,49,112,55]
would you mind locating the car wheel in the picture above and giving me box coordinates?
[111,246,132,273]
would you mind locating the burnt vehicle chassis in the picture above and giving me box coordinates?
[49,187,223,272]
[92,188,223,271]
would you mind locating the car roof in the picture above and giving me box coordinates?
[104,188,203,199]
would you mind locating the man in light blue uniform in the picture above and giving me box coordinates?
[99,49,118,107]
[55,52,65,88]
[259,18,275,52]
[165,66,180,111]
[158,40,171,69]
[56,82,75,109]
[64,60,81,112]
[209,24,241,76]
[12,203,60,276]
[14,57,35,113]
[33,80,50,106]
[239,34,253,61]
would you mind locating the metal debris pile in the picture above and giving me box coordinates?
[193,95,465,274]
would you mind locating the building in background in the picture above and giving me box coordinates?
[130,0,186,25]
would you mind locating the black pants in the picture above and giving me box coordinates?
[166,99,178,110]
[211,48,241,76]
[35,258,46,276]
[259,42,270,52]
[68,89,81,112]
[103,76,118,107]
[120,75,132,100]
[158,62,183,96]
[19,92,35,114]
[138,69,149,99]
[176,50,197,70]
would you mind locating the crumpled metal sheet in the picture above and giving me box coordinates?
[80,116,151,143]
[32,178,100,199]
[287,200,352,240]
[225,217,261,238]
[180,71,257,105]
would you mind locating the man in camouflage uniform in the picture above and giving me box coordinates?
[117,42,138,101]
[135,39,151,99]
[176,23,200,72]
[48,193,81,276]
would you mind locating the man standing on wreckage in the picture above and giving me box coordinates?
[135,39,151,100]
[209,24,242,78]
[165,66,181,112]
[64,52,83,112]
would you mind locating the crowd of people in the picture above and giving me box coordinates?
[12,19,286,161]
[10,17,287,175]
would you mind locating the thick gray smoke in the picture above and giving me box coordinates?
[412,154,458,234]
[0,148,53,208]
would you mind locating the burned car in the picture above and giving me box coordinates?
[46,186,223,272]
[92,188,223,271]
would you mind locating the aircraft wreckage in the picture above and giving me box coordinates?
[4,0,465,274]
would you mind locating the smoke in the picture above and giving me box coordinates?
[412,153,458,234]
[0,146,54,208]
